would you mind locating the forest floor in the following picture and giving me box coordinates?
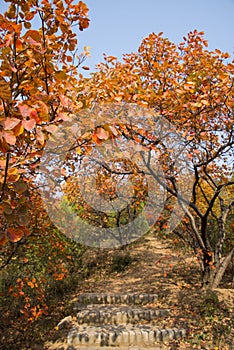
[1,231,234,350]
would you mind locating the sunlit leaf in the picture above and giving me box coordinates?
[3,131,16,145]
[22,118,36,131]
[4,118,21,130]
[96,127,109,140]
[7,227,24,243]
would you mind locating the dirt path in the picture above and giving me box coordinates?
[45,232,233,350]
[78,234,200,300]
[1,232,233,350]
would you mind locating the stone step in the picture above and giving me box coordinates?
[76,306,169,325]
[67,325,187,347]
[76,293,158,306]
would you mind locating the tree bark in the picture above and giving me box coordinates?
[202,247,234,289]
[212,247,234,289]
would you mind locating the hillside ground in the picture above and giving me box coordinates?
[1,231,233,350]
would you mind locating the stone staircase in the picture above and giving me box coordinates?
[60,293,187,349]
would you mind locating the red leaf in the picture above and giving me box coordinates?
[22,119,36,131]
[3,131,16,145]
[60,95,70,108]
[4,117,21,130]
[7,227,24,243]
[18,104,32,117]
[96,127,109,140]
[21,226,31,236]
[0,232,6,245]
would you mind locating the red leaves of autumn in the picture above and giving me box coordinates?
[0,0,90,245]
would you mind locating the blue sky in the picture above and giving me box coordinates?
[78,0,234,75]
[1,0,233,75]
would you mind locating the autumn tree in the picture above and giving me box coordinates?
[0,0,90,326]
[1,0,232,295]
[74,31,234,289]
[0,0,89,247]
[62,151,148,246]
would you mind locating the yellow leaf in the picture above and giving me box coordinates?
[201,99,209,106]
[187,135,195,141]
[114,96,122,102]
[8,168,18,175]
[13,122,24,136]
[192,102,202,108]
[76,147,83,155]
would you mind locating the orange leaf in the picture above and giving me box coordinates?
[92,133,102,144]
[187,134,195,141]
[16,39,24,50]
[27,36,41,47]
[55,70,67,81]
[79,18,90,31]
[24,22,31,29]
[25,12,35,21]
[106,125,119,136]
[24,30,41,42]
[67,56,73,62]
[0,160,5,168]
[27,281,34,288]
[7,227,24,243]
[14,122,24,136]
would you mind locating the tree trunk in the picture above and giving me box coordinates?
[202,264,215,289]
[202,247,234,289]
[212,247,234,289]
